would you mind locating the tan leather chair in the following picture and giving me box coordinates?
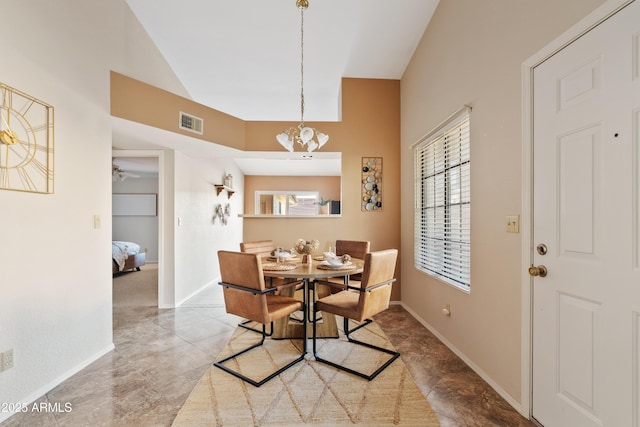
[238,240,277,333]
[312,249,399,381]
[335,239,370,261]
[240,241,303,294]
[215,250,306,387]
[238,240,304,333]
[329,240,370,289]
[240,240,276,257]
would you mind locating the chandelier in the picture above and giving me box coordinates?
[276,0,329,153]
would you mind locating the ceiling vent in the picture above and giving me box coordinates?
[179,112,203,135]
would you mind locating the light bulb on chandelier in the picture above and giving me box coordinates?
[276,0,329,153]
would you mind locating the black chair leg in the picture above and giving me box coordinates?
[313,314,399,381]
[238,319,273,336]
[216,295,307,387]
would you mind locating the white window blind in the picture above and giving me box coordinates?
[414,108,470,289]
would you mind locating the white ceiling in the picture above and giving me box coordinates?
[115,0,439,175]
[125,0,439,122]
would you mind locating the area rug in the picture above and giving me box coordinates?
[172,319,439,426]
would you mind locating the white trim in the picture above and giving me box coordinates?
[238,214,341,218]
[0,344,114,424]
[175,277,219,307]
[112,149,167,307]
[399,302,525,415]
[520,0,635,419]
[409,104,472,149]
[253,190,320,215]
[413,110,471,289]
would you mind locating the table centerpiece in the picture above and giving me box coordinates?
[293,239,320,264]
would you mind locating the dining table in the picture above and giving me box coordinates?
[262,255,365,339]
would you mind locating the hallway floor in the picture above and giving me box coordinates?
[2,285,534,426]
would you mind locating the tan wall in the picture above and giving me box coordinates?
[243,78,401,299]
[110,71,246,150]
[400,0,606,406]
[111,74,402,299]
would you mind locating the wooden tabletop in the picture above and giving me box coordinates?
[261,257,364,340]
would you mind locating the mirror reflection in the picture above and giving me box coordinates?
[257,191,320,215]
[238,152,341,217]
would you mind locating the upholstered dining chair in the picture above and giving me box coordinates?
[335,239,370,261]
[239,240,304,334]
[215,250,307,387]
[240,239,276,257]
[329,239,370,289]
[312,248,399,381]
[240,240,301,288]
[238,240,278,334]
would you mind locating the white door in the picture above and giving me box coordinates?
[532,1,640,426]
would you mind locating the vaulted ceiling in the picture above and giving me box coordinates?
[116,0,439,175]
[125,0,439,121]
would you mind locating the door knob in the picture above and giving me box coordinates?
[528,265,548,277]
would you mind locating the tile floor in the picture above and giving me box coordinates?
[2,284,535,426]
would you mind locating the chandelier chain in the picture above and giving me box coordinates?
[300,6,305,126]
[275,0,328,153]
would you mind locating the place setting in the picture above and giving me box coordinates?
[317,250,356,270]
[261,247,301,271]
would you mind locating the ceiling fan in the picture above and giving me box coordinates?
[112,161,140,181]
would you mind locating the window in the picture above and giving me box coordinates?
[414,108,471,289]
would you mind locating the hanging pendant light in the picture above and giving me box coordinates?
[276,0,328,152]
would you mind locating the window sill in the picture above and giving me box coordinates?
[238,214,342,219]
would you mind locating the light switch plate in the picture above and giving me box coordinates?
[506,215,519,233]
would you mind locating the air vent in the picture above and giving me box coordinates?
[179,112,203,135]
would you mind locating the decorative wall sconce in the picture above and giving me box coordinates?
[214,203,231,225]
[362,157,382,211]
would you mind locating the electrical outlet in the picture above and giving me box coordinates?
[1,349,14,372]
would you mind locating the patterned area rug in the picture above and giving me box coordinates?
[172,319,439,426]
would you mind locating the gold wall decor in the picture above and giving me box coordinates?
[361,157,382,211]
[0,83,54,193]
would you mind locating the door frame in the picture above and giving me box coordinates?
[112,148,170,307]
[520,0,635,419]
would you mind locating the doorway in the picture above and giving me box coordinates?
[524,0,639,425]
[112,150,167,308]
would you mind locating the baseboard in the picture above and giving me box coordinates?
[399,302,527,418]
[0,343,115,424]
[175,277,218,307]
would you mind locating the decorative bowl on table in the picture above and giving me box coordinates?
[293,239,319,255]
[294,239,320,264]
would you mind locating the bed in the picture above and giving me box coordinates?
[112,241,146,274]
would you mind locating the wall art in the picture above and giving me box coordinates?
[361,157,382,211]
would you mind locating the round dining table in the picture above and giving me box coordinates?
[261,256,364,339]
